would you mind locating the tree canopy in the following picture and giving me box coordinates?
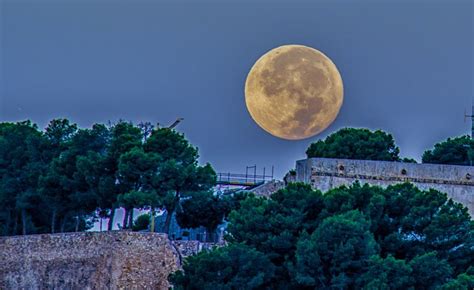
[0,119,216,236]
[170,182,474,289]
[145,128,217,234]
[422,135,474,166]
[176,191,248,241]
[306,128,401,161]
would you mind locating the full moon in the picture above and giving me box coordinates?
[245,45,344,140]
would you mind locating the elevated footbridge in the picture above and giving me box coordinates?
[216,166,274,189]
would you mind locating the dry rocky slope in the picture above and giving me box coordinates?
[0,231,180,289]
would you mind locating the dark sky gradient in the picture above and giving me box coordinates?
[1,0,473,178]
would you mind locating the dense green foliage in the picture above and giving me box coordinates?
[422,135,474,166]
[133,213,151,231]
[306,128,401,161]
[170,183,474,289]
[176,191,228,235]
[170,243,276,289]
[0,119,216,236]
[176,191,249,241]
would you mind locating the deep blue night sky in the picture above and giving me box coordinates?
[1,0,473,178]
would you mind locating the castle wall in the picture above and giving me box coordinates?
[250,180,285,197]
[296,158,474,217]
[0,231,179,289]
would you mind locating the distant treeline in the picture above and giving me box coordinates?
[1,121,472,237]
[306,128,474,166]
[0,119,221,236]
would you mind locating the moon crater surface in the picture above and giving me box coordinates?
[245,45,344,140]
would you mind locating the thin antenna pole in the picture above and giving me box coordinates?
[254,165,257,184]
[465,104,474,166]
[471,105,474,139]
[464,106,474,139]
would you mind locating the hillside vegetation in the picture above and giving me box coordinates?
[170,182,474,289]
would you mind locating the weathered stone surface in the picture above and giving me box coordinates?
[173,240,222,258]
[296,158,474,218]
[250,180,285,197]
[0,231,179,289]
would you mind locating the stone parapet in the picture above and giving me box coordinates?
[0,231,179,289]
[296,158,474,217]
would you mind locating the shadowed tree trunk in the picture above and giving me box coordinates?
[150,208,155,232]
[51,209,57,234]
[122,208,129,229]
[128,208,134,230]
[75,214,81,232]
[21,209,27,235]
[163,191,180,235]
[163,212,172,236]
[60,214,68,233]
[4,210,11,236]
[107,208,116,231]
[13,211,18,235]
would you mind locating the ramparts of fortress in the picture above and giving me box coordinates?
[296,158,474,217]
[0,231,183,289]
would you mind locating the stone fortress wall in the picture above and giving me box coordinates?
[0,231,180,289]
[296,158,474,217]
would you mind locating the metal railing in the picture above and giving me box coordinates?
[216,172,273,186]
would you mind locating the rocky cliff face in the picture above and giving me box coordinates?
[0,231,179,289]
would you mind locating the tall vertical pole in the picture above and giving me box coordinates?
[468,105,474,166]
[254,165,257,184]
[471,106,474,139]
[464,106,474,139]
[466,105,474,166]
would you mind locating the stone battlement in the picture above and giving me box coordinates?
[0,231,180,289]
[296,158,474,217]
